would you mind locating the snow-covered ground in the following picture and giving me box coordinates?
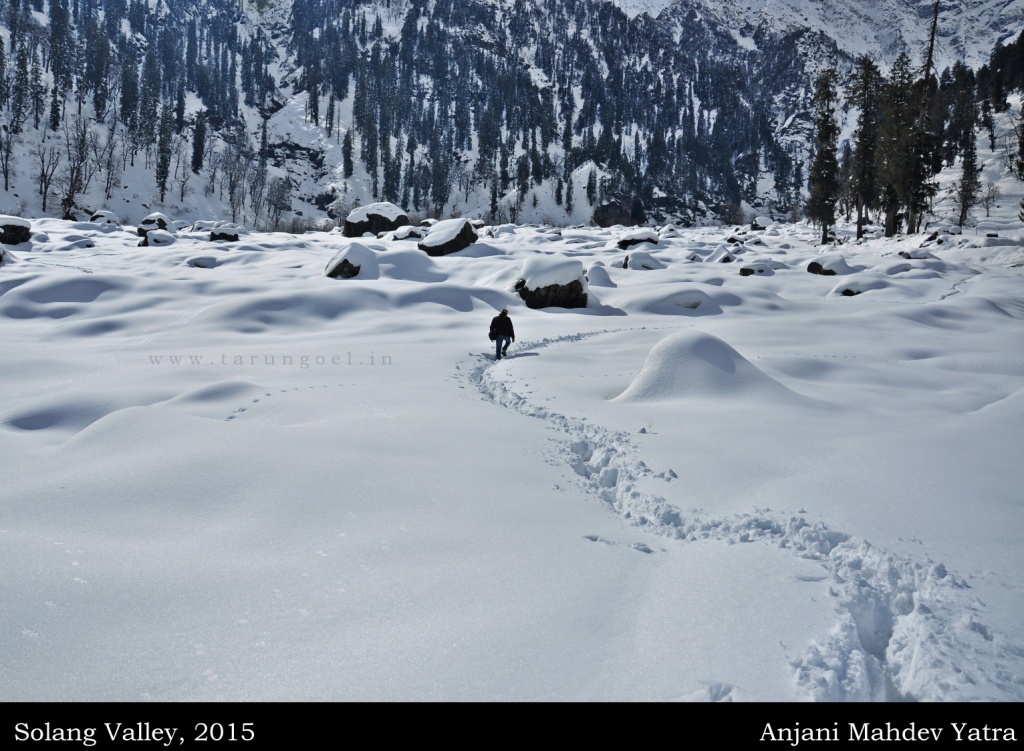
[2,196,1023,703]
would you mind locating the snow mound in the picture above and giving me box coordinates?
[586,262,615,287]
[613,331,797,403]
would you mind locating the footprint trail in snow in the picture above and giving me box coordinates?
[462,330,1024,702]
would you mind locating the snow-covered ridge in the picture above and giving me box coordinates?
[667,0,1024,70]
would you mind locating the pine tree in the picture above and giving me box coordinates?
[175,79,186,133]
[10,45,29,133]
[325,97,335,139]
[954,122,981,227]
[138,47,161,155]
[48,0,73,99]
[156,107,173,202]
[1016,110,1024,180]
[119,53,139,131]
[806,68,840,245]
[191,110,206,174]
[849,55,882,239]
[876,53,916,236]
[342,129,353,179]
[0,45,8,109]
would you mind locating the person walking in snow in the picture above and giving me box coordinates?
[489,308,515,360]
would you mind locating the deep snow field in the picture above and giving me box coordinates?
[2,207,1023,703]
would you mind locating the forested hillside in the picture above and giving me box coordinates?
[0,0,1020,229]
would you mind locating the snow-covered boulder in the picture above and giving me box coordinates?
[963,235,1023,249]
[751,216,772,231]
[585,262,615,287]
[211,224,244,242]
[0,215,31,244]
[739,259,786,276]
[138,229,176,247]
[89,210,120,227]
[343,202,409,238]
[616,228,659,250]
[325,243,380,279]
[807,253,860,276]
[514,257,588,309]
[829,277,890,298]
[706,245,738,263]
[417,218,478,256]
[389,225,424,241]
[622,250,666,270]
[899,247,934,259]
[189,220,218,232]
[137,212,170,238]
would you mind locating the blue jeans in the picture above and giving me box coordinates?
[495,335,511,359]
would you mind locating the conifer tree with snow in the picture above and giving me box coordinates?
[1016,111,1024,180]
[876,53,918,236]
[192,111,206,175]
[849,56,883,239]
[156,107,174,203]
[953,121,981,227]
[807,68,840,245]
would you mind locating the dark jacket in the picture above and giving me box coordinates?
[490,313,515,339]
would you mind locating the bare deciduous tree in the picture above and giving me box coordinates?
[978,182,1000,218]
[33,143,62,214]
[0,120,19,191]
[172,136,192,204]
